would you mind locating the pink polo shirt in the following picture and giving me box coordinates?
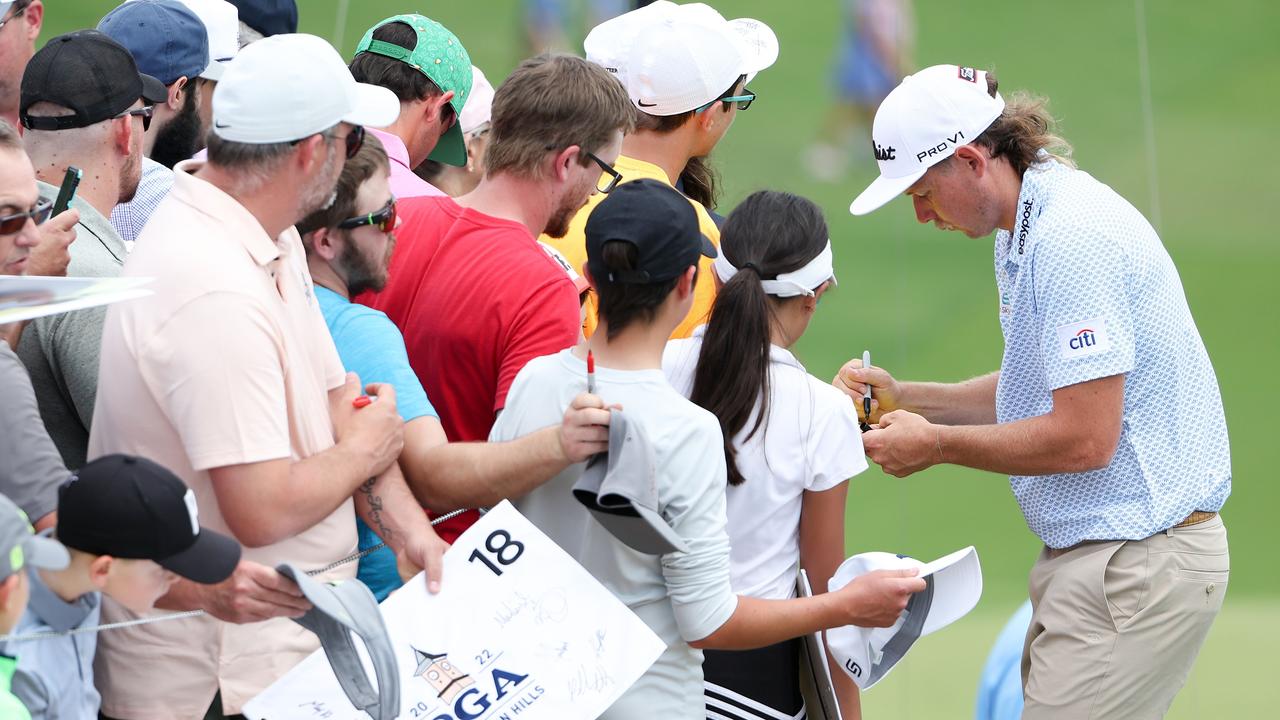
[367,126,446,200]
[88,162,356,718]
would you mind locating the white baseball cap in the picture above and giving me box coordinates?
[211,33,398,144]
[459,65,494,137]
[174,0,240,81]
[849,64,1005,216]
[586,1,778,116]
[825,546,983,690]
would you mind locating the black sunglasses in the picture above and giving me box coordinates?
[293,124,365,160]
[337,198,396,233]
[0,198,52,235]
[115,104,154,132]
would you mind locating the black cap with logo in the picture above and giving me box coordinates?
[56,454,241,584]
[585,178,717,285]
[19,30,167,132]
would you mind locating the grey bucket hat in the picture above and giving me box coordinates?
[277,563,400,720]
[572,409,688,555]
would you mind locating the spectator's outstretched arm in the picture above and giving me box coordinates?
[404,392,611,512]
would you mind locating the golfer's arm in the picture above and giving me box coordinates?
[900,371,999,425]
[353,462,431,553]
[937,374,1124,475]
[403,420,569,513]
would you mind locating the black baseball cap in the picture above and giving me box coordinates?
[56,454,241,585]
[19,30,167,132]
[585,178,717,285]
[229,0,298,38]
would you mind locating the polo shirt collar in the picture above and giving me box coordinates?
[367,128,411,171]
[172,160,282,267]
[615,155,672,185]
[26,564,97,633]
[996,158,1056,270]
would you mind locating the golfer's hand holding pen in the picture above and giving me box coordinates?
[832,351,906,426]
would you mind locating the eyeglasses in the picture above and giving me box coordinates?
[294,124,365,160]
[337,198,396,233]
[543,145,624,194]
[115,105,154,132]
[0,1,28,31]
[696,89,756,113]
[0,198,52,235]
[585,151,622,194]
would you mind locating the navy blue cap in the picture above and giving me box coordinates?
[229,0,297,38]
[98,0,209,87]
[586,179,717,285]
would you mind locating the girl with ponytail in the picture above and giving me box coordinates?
[663,190,868,719]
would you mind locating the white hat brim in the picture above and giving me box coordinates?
[199,60,226,82]
[849,168,926,216]
[343,83,401,130]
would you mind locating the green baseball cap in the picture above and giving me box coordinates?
[355,14,473,167]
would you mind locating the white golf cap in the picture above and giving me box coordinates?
[459,65,494,137]
[211,33,398,144]
[174,0,240,81]
[849,65,1005,216]
[586,1,778,116]
[825,546,983,689]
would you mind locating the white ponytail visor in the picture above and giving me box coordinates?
[713,240,837,298]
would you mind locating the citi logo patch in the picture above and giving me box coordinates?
[1057,318,1110,359]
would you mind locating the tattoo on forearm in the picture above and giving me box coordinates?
[358,477,394,541]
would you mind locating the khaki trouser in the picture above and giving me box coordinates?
[1022,516,1228,719]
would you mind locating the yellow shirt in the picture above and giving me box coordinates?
[541,155,721,340]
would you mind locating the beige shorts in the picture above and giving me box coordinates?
[1022,515,1229,719]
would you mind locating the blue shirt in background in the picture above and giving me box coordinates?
[975,599,1032,720]
[316,285,437,601]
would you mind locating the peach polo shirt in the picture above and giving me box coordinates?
[87,161,356,718]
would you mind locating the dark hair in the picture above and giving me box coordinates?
[296,133,389,238]
[484,53,634,180]
[593,241,684,341]
[962,70,1075,176]
[689,191,829,486]
[633,74,744,209]
[349,22,445,104]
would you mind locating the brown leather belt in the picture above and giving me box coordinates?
[1045,510,1219,558]
[1173,510,1217,529]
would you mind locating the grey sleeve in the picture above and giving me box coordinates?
[10,663,51,720]
[0,342,69,521]
[15,304,104,468]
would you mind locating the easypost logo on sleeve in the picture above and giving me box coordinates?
[1057,318,1110,359]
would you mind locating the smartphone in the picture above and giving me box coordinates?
[51,166,82,216]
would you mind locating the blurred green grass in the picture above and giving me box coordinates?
[49,0,1279,716]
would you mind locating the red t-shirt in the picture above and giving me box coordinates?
[361,197,581,537]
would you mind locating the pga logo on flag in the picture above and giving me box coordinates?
[1057,318,1110,359]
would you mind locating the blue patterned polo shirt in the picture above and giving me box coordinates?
[993,157,1230,548]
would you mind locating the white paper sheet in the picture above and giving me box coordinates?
[244,501,666,720]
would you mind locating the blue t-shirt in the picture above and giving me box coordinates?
[974,599,1032,720]
[316,286,436,601]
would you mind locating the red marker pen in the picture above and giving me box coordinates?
[587,350,595,395]
[352,395,376,409]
